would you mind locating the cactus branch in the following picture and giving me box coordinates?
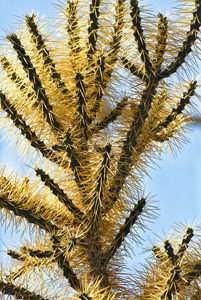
[7,34,63,133]
[1,57,33,97]
[164,240,176,265]
[159,0,201,79]
[35,167,84,219]
[0,92,62,166]
[0,195,58,233]
[102,197,146,265]
[130,0,153,76]
[66,1,82,61]
[175,227,194,263]
[153,80,197,136]
[25,14,69,94]
[63,131,89,193]
[75,72,91,141]
[155,13,168,71]
[106,0,125,79]
[90,144,111,231]
[89,55,106,120]
[87,0,100,59]
[0,281,48,300]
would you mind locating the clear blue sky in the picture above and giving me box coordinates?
[0,0,201,271]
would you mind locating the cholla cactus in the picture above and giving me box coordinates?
[0,0,201,299]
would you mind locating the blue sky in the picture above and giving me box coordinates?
[0,0,201,271]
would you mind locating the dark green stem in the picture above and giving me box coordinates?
[35,167,84,218]
[7,34,63,133]
[102,197,146,265]
[159,0,201,79]
[130,0,153,76]
[0,281,48,300]
[25,14,68,94]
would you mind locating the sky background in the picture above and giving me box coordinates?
[0,0,201,272]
